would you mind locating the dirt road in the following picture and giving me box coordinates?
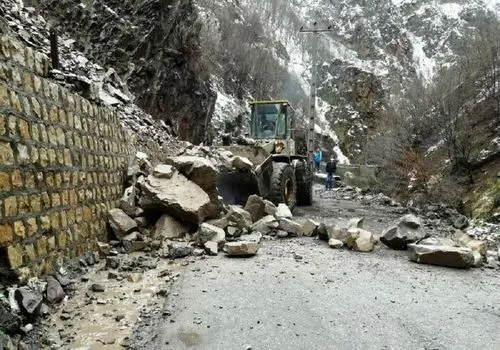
[132,190,500,350]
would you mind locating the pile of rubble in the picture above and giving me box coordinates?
[0,251,99,349]
[321,186,500,247]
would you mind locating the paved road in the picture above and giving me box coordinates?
[135,237,500,350]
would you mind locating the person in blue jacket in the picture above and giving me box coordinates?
[313,147,322,172]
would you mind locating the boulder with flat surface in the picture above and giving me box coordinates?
[226,206,253,230]
[275,203,293,219]
[138,173,211,225]
[453,230,487,257]
[408,243,475,268]
[279,218,302,236]
[301,219,319,237]
[108,208,137,239]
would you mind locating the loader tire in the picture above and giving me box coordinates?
[295,161,313,206]
[268,162,297,210]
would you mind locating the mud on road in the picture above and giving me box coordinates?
[131,188,500,350]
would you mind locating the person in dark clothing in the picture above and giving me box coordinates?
[325,157,337,190]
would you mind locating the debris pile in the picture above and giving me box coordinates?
[0,253,100,349]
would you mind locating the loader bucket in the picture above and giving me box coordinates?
[216,170,260,205]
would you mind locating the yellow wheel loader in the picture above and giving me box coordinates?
[217,100,313,210]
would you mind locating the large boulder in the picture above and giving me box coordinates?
[408,243,475,268]
[226,206,253,230]
[244,195,266,222]
[346,228,375,252]
[223,241,259,256]
[251,215,279,235]
[108,208,137,239]
[166,156,222,219]
[198,223,226,246]
[153,214,189,239]
[380,214,427,250]
[278,218,302,236]
[138,173,211,225]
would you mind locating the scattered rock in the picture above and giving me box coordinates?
[453,230,487,257]
[277,230,288,238]
[168,243,193,259]
[105,257,121,269]
[275,203,293,219]
[263,200,277,216]
[91,284,105,292]
[328,238,344,249]
[108,208,138,239]
[452,214,469,230]
[380,214,427,250]
[204,241,218,255]
[348,217,364,229]
[408,243,475,269]
[326,222,350,243]
[152,164,174,179]
[0,303,20,334]
[346,228,375,252]
[127,273,142,283]
[153,214,189,239]
[239,232,262,244]
[45,276,65,304]
[226,226,242,238]
[278,218,302,236]
[198,223,226,246]
[223,241,260,256]
[226,206,253,230]
[244,195,266,222]
[301,219,319,237]
[251,215,279,235]
[399,214,421,229]
[15,286,43,315]
[96,241,111,256]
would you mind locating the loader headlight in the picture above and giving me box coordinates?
[275,140,285,154]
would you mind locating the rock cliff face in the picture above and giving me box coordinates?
[32,0,216,145]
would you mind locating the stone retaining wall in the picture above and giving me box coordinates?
[0,31,131,281]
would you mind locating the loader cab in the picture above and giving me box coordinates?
[249,100,291,140]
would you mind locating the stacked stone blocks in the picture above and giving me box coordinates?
[0,32,131,280]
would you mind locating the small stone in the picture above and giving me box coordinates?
[204,241,218,256]
[277,230,288,238]
[105,257,120,269]
[328,238,343,249]
[127,273,142,283]
[91,284,105,292]
[108,272,119,280]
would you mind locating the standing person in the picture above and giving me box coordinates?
[313,147,322,173]
[325,157,337,190]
